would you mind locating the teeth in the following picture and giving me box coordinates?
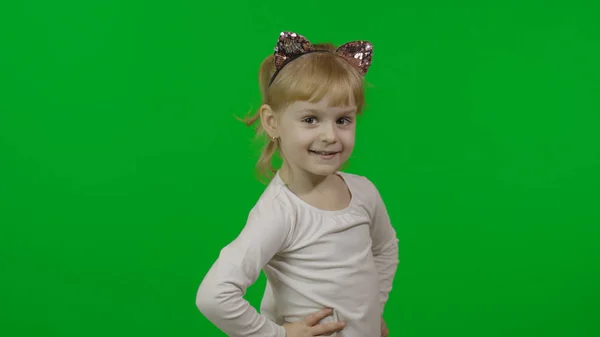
[312,151,336,155]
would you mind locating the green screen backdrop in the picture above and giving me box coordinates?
[1,1,599,336]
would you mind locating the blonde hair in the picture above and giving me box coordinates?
[239,43,368,183]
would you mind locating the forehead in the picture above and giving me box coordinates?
[285,95,357,113]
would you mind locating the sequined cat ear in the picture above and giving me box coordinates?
[273,31,315,71]
[335,41,374,75]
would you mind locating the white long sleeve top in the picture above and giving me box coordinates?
[196,171,399,337]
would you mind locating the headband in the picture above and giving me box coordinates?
[268,31,374,86]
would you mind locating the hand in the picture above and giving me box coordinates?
[381,316,389,337]
[283,308,346,337]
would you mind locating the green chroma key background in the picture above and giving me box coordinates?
[1,1,598,336]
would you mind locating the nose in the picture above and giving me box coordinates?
[319,123,338,143]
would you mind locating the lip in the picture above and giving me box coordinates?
[309,150,340,159]
[309,150,341,153]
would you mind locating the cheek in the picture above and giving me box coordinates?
[341,130,356,147]
[286,132,313,148]
[279,133,311,154]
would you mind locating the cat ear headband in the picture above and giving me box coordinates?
[268,31,373,86]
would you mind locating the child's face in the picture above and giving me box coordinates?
[277,94,357,178]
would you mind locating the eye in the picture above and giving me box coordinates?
[337,117,353,125]
[302,116,317,124]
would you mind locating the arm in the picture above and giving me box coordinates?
[367,179,400,314]
[196,198,292,337]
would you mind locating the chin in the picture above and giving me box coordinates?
[304,165,340,177]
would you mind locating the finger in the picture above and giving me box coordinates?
[311,321,346,336]
[304,308,333,326]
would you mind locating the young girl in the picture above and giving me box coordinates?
[196,31,399,337]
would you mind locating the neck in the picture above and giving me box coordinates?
[278,163,337,196]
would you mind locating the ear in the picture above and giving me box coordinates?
[259,104,279,138]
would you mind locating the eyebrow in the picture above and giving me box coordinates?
[298,108,357,114]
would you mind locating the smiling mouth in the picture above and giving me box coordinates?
[309,150,340,155]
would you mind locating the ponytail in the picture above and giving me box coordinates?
[237,107,278,184]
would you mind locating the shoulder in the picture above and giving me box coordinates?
[338,171,379,196]
[250,181,292,220]
[339,171,385,218]
[244,178,298,243]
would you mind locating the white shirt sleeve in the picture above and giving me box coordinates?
[366,178,400,314]
[196,197,292,337]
